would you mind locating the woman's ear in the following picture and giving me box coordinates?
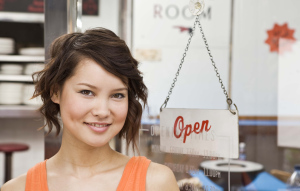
[51,88,60,104]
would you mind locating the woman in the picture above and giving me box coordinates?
[1,28,179,191]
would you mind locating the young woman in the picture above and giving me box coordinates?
[1,28,179,191]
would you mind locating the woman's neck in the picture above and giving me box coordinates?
[50,131,119,178]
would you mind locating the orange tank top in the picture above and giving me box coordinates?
[25,156,151,191]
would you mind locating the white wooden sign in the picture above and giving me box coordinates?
[160,108,239,158]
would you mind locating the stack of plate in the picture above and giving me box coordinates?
[0,37,14,55]
[0,83,23,105]
[24,63,44,75]
[19,47,44,56]
[0,63,23,75]
[22,84,42,105]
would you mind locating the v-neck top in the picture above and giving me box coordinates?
[25,156,151,191]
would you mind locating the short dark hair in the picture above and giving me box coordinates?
[32,28,148,153]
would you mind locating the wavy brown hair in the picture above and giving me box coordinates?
[32,28,148,153]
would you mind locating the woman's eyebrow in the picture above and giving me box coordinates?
[77,83,127,91]
[113,88,128,91]
[77,83,97,89]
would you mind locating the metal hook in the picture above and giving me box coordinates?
[227,98,238,115]
[160,98,169,112]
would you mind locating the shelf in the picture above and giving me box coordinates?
[0,12,44,23]
[0,105,41,118]
[0,55,44,62]
[0,75,33,82]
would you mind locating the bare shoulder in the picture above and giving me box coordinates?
[146,162,179,191]
[1,173,27,191]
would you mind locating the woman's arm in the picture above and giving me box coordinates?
[146,162,180,191]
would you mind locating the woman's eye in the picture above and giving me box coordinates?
[112,93,125,99]
[80,90,94,96]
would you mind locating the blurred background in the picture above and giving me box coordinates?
[0,0,300,190]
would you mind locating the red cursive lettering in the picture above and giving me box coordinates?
[173,116,212,143]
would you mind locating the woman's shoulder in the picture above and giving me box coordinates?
[1,173,27,191]
[146,161,179,191]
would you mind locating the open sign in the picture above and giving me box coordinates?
[160,108,239,158]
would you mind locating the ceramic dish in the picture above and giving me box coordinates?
[0,92,22,105]
[0,64,23,75]
[24,63,44,75]
[0,96,22,104]
[0,47,14,55]
[19,47,44,56]
[0,82,24,91]
[22,84,42,105]
[0,83,23,104]
[0,37,14,46]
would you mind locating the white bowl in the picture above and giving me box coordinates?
[0,44,14,49]
[0,92,22,105]
[0,47,14,55]
[22,84,42,105]
[0,82,24,104]
[24,63,44,75]
[0,64,23,75]
[0,37,14,46]
[0,64,23,70]
[0,82,24,91]
[19,47,44,56]
[0,94,22,99]
[0,97,22,104]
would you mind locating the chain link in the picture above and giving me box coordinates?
[160,16,199,111]
[197,20,229,100]
[160,16,235,114]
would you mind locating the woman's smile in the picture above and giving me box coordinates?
[84,122,112,133]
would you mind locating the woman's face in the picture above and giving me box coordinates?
[52,58,128,147]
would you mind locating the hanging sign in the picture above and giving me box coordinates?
[159,0,239,159]
[160,108,239,158]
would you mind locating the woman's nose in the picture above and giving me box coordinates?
[91,99,110,118]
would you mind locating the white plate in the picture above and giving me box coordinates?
[19,47,44,56]
[0,49,14,55]
[0,89,23,93]
[0,98,22,105]
[0,69,23,75]
[0,92,22,98]
[0,38,14,46]
[200,160,264,173]
[0,82,24,91]
[0,94,23,97]
[1,64,23,70]
[24,63,44,75]
[0,44,14,49]
[0,71,23,75]
[22,84,42,105]
[0,64,23,75]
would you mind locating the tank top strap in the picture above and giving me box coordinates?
[117,156,151,191]
[25,160,49,191]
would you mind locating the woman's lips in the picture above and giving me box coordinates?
[84,122,110,133]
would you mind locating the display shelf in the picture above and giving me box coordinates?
[0,105,41,118]
[0,12,44,23]
[0,55,44,62]
[0,75,33,82]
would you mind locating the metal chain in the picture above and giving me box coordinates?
[197,19,237,114]
[197,20,229,100]
[160,16,199,111]
[160,16,237,114]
